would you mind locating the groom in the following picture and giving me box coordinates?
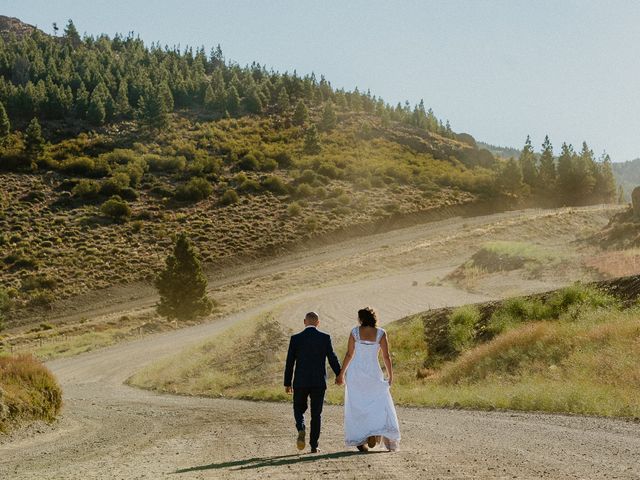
[284,312,341,453]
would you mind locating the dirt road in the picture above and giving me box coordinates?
[2,206,639,479]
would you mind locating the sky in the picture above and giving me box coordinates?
[5,0,640,161]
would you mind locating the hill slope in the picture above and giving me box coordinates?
[0,18,616,325]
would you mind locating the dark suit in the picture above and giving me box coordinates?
[284,326,341,449]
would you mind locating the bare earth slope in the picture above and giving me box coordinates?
[2,206,639,479]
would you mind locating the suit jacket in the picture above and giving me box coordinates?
[284,326,341,389]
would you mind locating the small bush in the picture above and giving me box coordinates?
[100,195,131,221]
[287,202,302,216]
[488,297,549,336]
[238,153,260,171]
[260,158,278,172]
[144,154,186,172]
[238,179,261,194]
[261,176,288,195]
[21,274,58,292]
[59,156,110,177]
[175,177,213,202]
[220,188,239,205]
[447,305,481,353]
[295,183,315,198]
[72,179,101,199]
[27,290,55,309]
[0,355,63,432]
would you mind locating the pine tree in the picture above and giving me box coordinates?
[244,87,263,114]
[557,143,575,204]
[292,100,308,126]
[519,135,538,190]
[63,19,81,48]
[0,102,10,146]
[24,117,45,159]
[593,153,616,203]
[538,135,556,190]
[276,87,290,114]
[618,185,625,204]
[226,86,240,115]
[497,157,524,195]
[155,233,213,321]
[319,101,337,131]
[574,141,597,203]
[303,125,321,154]
[87,94,106,125]
[138,88,168,129]
[116,79,131,117]
[74,83,89,119]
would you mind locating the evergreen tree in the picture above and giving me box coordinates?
[87,94,106,125]
[319,101,337,131]
[24,117,45,159]
[292,100,308,126]
[593,153,616,203]
[116,79,131,117]
[159,82,174,112]
[618,185,625,204]
[303,125,321,154]
[276,87,290,114]
[519,135,538,190]
[574,141,597,203]
[138,88,168,129]
[243,87,263,114]
[74,83,89,119]
[226,86,240,115]
[497,157,524,195]
[155,233,213,321]
[557,143,575,204]
[0,102,10,146]
[63,19,81,48]
[538,135,556,190]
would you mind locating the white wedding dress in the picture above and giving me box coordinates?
[344,327,401,450]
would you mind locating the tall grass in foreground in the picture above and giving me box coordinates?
[0,354,63,432]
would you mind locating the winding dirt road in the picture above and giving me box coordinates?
[2,206,639,479]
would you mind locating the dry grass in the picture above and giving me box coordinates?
[0,354,63,432]
[128,311,293,400]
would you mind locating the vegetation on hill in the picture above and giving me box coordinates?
[0,18,617,323]
[0,353,62,432]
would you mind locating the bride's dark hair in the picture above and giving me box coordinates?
[358,307,377,327]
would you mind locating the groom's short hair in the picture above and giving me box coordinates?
[305,311,319,322]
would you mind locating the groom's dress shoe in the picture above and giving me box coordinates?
[296,430,306,450]
[310,447,320,453]
[356,445,368,452]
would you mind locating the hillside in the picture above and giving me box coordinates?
[0,18,617,326]
[612,158,640,201]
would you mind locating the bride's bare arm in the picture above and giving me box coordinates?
[336,335,355,385]
[380,332,393,385]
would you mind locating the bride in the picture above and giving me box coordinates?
[336,307,401,451]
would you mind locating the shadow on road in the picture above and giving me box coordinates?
[173,450,380,473]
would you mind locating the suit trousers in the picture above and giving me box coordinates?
[293,387,326,448]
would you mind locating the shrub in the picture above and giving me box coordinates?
[261,176,288,195]
[238,179,262,194]
[488,297,549,336]
[21,274,57,292]
[27,290,55,309]
[0,354,63,432]
[295,183,315,198]
[100,172,131,196]
[100,195,131,221]
[447,305,481,353]
[220,188,239,205]
[272,151,293,168]
[175,177,213,202]
[101,148,139,165]
[144,154,186,172]
[0,286,10,328]
[59,156,110,177]
[547,284,618,319]
[238,153,260,171]
[260,158,278,172]
[72,179,101,199]
[287,202,302,216]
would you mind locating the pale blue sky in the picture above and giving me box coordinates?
[6,0,640,161]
